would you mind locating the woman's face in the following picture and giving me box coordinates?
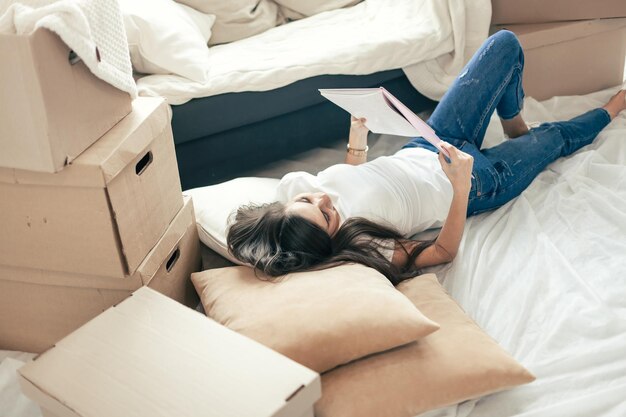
[285,192,341,237]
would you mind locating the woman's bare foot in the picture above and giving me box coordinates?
[500,113,529,138]
[602,89,626,120]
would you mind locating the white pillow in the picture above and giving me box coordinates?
[185,177,280,264]
[275,0,361,20]
[174,0,281,45]
[120,0,215,83]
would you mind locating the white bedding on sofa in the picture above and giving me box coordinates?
[136,0,492,104]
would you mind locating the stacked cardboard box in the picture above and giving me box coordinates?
[0,29,201,353]
[490,1,626,100]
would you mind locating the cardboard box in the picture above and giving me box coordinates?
[491,0,626,25]
[0,197,201,353]
[18,287,321,417]
[493,19,626,101]
[142,194,201,308]
[0,97,183,278]
[0,28,132,173]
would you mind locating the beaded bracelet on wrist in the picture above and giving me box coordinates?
[346,144,368,157]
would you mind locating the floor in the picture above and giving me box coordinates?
[237,109,435,178]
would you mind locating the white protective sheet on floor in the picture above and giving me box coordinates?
[0,351,39,417]
[136,0,491,104]
[417,85,626,417]
[1,88,624,417]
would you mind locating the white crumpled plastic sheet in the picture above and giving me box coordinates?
[1,87,625,417]
[418,85,626,417]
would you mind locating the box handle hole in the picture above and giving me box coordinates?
[68,50,81,65]
[135,151,153,176]
[166,248,180,273]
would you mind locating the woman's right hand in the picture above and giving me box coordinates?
[438,142,473,194]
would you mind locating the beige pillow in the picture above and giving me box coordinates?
[315,274,535,417]
[175,0,281,44]
[191,264,439,373]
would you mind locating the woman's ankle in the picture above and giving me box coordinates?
[601,89,626,120]
[500,114,529,138]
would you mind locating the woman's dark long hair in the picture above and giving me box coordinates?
[226,201,434,286]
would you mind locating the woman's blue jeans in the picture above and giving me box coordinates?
[402,30,611,215]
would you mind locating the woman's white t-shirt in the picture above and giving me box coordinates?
[275,147,453,237]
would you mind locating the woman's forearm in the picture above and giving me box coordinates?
[345,120,369,165]
[432,190,469,261]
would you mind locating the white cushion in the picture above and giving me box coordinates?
[174,0,280,45]
[120,0,215,82]
[185,177,280,264]
[275,0,361,20]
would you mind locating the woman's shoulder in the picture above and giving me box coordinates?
[275,171,321,201]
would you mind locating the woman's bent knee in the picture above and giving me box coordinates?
[489,30,523,64]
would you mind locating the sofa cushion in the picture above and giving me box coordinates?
[276,0,361,20]
[175,0,281,45]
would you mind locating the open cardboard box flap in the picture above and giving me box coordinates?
[18,287,321,417]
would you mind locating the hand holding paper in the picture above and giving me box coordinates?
[319,87,450,157]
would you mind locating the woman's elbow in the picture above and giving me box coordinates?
[435,244,456,263]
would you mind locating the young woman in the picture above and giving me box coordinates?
[227,30,626,285]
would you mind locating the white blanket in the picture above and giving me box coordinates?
[136,0,491,105]
[418,86,626,417]
[0,0,137,97]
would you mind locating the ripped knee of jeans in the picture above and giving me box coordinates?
[492,160,514,189]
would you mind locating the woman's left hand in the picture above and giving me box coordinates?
[350,116,369,137]
[438,142,473,194]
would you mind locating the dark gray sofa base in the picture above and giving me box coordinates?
[171,69,437,189]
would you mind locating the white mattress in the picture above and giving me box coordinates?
[136,0,492,104]
[1,87,625,416]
